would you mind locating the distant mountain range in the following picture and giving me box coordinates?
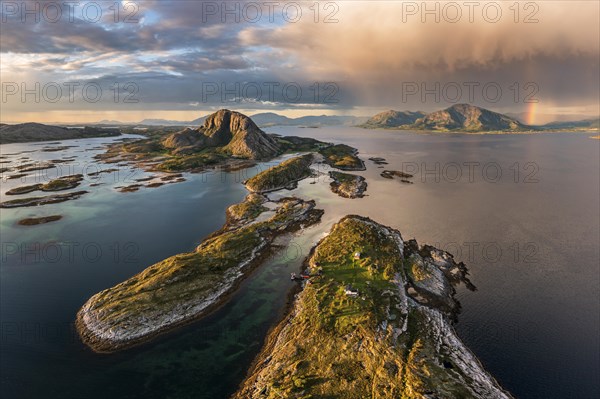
[362,104,599,132]
[539,119,599,130]
[4,106,597,143]
[95,113,368,128]
[250,113,367,127]
[362,104,528,132]
[96,117,207,126]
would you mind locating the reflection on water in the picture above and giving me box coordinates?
[1,129,598,398]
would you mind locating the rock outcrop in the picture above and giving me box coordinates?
[329,171,368,198]
[233,216,512,399]
[0,123,120,144]
[76,195,323,352]
[245,154,314,193]
[162,109,280,159]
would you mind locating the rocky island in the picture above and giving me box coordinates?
[17,215,63,226]
[233,216,512,399]
[5,174,83,195]
[245,154,314,193]
[94,109,364,191]
[95,109,285,174]
[76,194,323,352]
[381,170,415,184]
[329,171,368,198]
[0,191,88,208]
[96,110,353,170]
[0,123,120,144]
[319,144,366,171]
[72,109,512,397]
[360,104,529,132]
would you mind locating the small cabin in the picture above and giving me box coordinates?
[345,285,359,297]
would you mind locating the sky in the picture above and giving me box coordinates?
[0,0,599,124]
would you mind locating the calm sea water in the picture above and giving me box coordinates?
[0,128,598,398]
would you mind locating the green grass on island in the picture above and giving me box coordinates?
[226,193,269,223]
[5,175,83,196]
[234,216,511,399]
[329,171,367,198]
[319,144,365,170]
[77,194,323,352]
[245,154,314,193]
[99,132,331,173]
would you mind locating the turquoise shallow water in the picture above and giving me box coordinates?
[1,129,598,398]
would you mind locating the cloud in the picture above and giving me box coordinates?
[1,0,598,121]
[237,1,599,110]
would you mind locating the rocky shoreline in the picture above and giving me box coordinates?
[0,191,88,208]
[76,195,323,353]
[5,174,84,195]
[245,154,314,193]
[233,216,512,399]
[68,110,511,398]
[329,171,368,198]
[17,215,63,226]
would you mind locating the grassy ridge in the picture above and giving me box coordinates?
[319,144,365,171]
[245,154,313,193]
[234,216,511,399]
[77,195,323,352]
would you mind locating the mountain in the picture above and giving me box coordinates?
[413,104,528,132]
[250,112,368,127]
[96,120,124,125]
[250,112,295,127]
[137,118,191,126]
[161,109,280,159]
[506,112,599,125]
[359,110,426,128]
[0,123,120,144]
[92,113,364,128]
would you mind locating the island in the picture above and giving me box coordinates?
[17,215,63,226]
[76,194,324,352]
[0,123,120,144]
[329,171,368,198]
[96,110,362,175]
[73,109,512,397]
[5,175,83,195]
[245,154,314,193]
[360,104,529,132]
[94,109,364,190]
[233,216,512,399]
[95,109,282,174]
[0,191,88,208]
[381,170,415,184]
[319,144,366,171]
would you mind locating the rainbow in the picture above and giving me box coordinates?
[526,102,538,125]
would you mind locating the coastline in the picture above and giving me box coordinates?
[76,195,324,353]
[355,125,599,135]
[232,216,513,398]
[76,238,283,354]
[71,120,514,397]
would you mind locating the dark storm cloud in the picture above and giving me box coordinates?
[1,1,598,117]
